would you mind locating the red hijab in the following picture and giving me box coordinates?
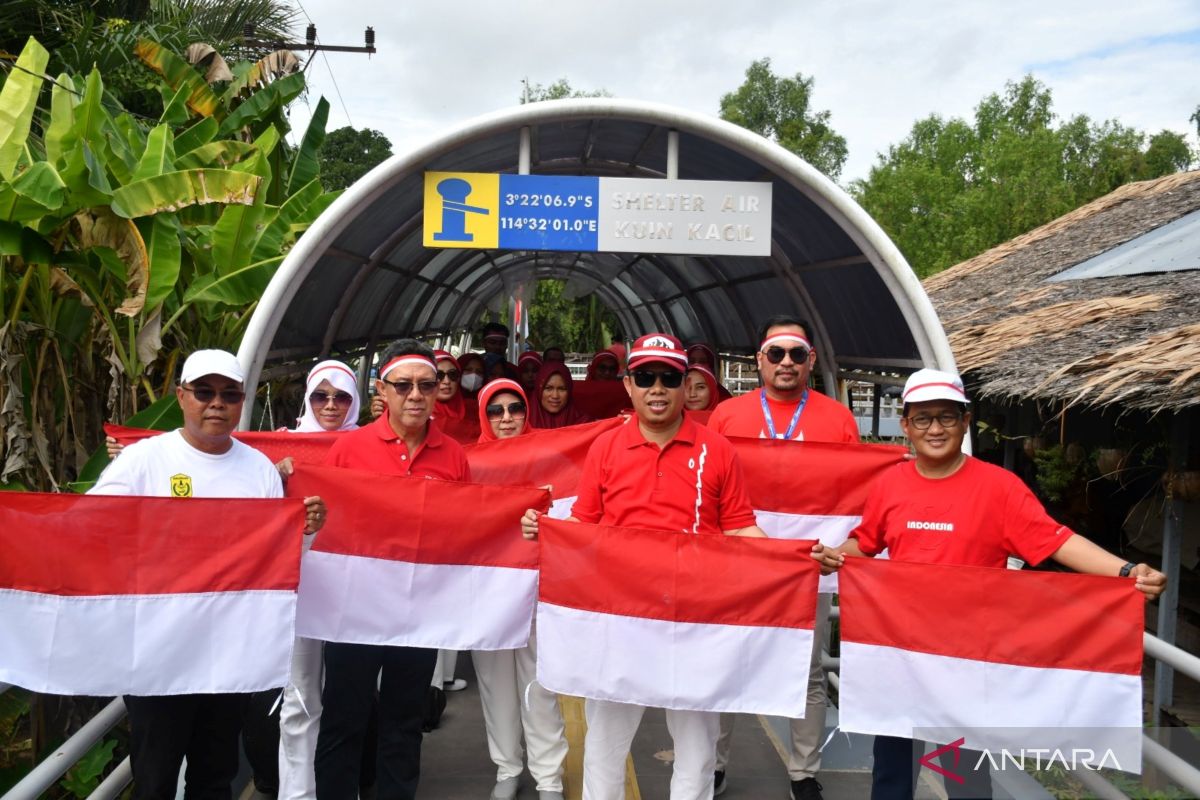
[686,343,733,400]
[585,351,620,380]
[476,379,530,443]
[528,361,591,429]
[432,351,467,423]
[686,365,721,411]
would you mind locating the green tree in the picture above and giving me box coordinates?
[318,126,392,191]
[526,280,621,354]
[719,58,848,179]
[520,77,611,103]
[852,76,1188,277]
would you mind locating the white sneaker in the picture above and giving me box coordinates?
[444,678,468,691]
[490,776,519,800]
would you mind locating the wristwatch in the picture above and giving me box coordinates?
[1119,562,1136,577]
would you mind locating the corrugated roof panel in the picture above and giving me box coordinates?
[1047,208,1200,281]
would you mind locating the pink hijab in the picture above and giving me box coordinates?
[476,379,530,442]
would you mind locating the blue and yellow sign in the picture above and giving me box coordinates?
[423,172,501,249]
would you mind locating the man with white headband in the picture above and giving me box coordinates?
[812,368,1166,800]
[314,339,470,800]
[707,314,858,800]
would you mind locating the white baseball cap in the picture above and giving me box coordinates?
[180,349,245,384]
[901,368,969,404]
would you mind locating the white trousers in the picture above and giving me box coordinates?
[715,593,831,779]
[431,649,459,686]
[277,636,323,800]
[583,699,718,800]
[472,628,567,791]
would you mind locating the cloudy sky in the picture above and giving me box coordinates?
[281,0,1200,185]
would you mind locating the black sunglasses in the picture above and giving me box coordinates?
[380,377,439,396]
[310,390,353,407]
[631,370,685,389]
[436,369,460,383]
[763,346,810,365]
[181,384,245,404]
[485,401,527,420]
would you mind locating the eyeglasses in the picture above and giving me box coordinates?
[906,412,964,430]
[631,370,685,389]
[485,401,526,420]
[762,346,811,365]
[436,369,460,383]
[181,385,245,404]
[380,377,439,396]
[310,390,353,407]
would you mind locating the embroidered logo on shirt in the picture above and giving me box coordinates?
[906,520,954,531]
[170,474,193,497]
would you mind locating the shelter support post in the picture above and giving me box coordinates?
[871,383,882,439]
[519,126,531,175]
[666,130,678,180]
[1153,412,1188,727]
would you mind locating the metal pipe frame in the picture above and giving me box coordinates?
[2,697,126,800]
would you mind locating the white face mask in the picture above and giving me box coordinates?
[460,373,483,392]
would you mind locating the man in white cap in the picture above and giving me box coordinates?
[812,367,1166,800]
[707,314,857,800]
[521,333,766,800]
[90,349,327,800]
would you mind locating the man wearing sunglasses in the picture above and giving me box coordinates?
[89,349,327,800]
[521,333,766,800]
[316,339,470,800]
[707,315,858,800]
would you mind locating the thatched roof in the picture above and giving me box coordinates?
[924,170,1200,413]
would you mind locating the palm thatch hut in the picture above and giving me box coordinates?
[924,169,1200,727]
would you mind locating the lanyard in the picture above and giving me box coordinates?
[761,389,808,440]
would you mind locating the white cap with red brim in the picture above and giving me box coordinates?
[901,368,969,404]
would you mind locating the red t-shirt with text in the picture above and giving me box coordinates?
[850,457,1070,567]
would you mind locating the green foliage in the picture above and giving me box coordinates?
[719,58,848,180]
[520,78,611,104]
[527,280,622,354]
[317,126,392,191]
[59,738,116,798]
[0,35,336,491]
[1032,444,1082,503]
[852,76,1194,277]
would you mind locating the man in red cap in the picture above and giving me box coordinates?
[707,315,858,800]
[521,333,765,800]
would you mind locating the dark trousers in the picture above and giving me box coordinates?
[315,643,436,800]
[125,693,244,800]
[872,735,992,800]
[242,688,283,795]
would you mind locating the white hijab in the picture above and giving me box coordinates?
[294,360,361,432]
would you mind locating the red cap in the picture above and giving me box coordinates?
[627,333,688,372]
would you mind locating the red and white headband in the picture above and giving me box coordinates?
[760,333,813,353]
[379,355,437,381]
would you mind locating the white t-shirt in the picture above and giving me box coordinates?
[90,430,283,499]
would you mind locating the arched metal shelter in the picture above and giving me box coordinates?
[237,98,957,423]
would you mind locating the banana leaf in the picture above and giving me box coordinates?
[10,161,66,210]
[136,213,182,310]
[132,124,177,182]
[183,254,282,306]
[44,73,79,167]
[174,117,218,156]
[218,72,305,136]
[0,37,49,180]
[211,201,267,272]
[174,141,256,170]
[252,177,323,262]
[0,220,53,263]
[287,97,328,195]
[133,39,221,120]
[73,69,107,150]
[110,169,260,218]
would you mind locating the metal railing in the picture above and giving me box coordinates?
[2,698,126,800]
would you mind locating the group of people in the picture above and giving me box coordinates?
[89,312,1166,800]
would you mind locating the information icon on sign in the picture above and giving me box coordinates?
[434,178,490,242]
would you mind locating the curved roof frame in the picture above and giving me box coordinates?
[237,98,957,426]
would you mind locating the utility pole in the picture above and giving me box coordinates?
[243,23,377,56]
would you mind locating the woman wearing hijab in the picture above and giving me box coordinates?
[278,361,360,800]
[458,352,486,399]
[431,349,470,426]
[517,351,543,394]
[528,361,592,429]
[684,364,721,412]
[585,351,620,381]
[686,342,734,401]
[473,379,568,800]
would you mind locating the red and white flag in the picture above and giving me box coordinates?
[0,492,303,696]
[536,517,819,716]
[838,558,1144,769]
[286,464,549,650]
[107,424,339,466]
[731,438,908,591]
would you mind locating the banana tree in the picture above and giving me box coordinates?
[0,35,338,491]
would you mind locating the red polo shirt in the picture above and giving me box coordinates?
[708,388,860,443]
[571,415,757,535]
[324,413,470,481]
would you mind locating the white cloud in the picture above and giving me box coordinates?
[283,0,1200,183]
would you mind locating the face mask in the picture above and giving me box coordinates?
[460,373,483,392]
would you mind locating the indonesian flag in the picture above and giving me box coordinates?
[731,438,908,592]
[536,517,819,716]
[286,464,549,650]
[0,492,303,696]
[107,424,339,466]
[838,558,1144,770]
